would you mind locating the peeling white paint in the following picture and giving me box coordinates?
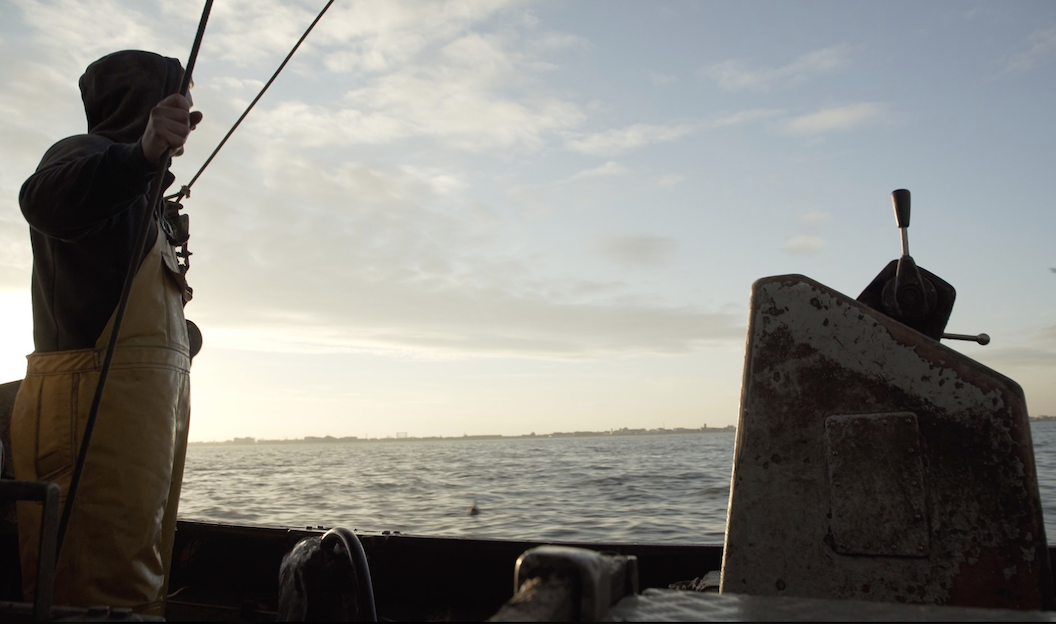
[753,279,1007,420]
[723,276,1048,609]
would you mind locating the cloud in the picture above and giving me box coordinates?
[1038,325,1056,347]
[520,9,541,29]
[782,235,825,255]
[654,174,685,189]
[0,219,33,288]
[243,29,585,152]
[1001,26,1056,74]
[2,0,746,366]
[776,213,830,258]
[782,103,889,136]
[190,0,326,68]
[18,0,186,66]
[0,197,32,266]
[197,215,734,359]
[975,346,1056,368]
[650,72,678,86]
[27,1,582,157]
[202,295,741,360]
[565,109,782,157]
[181,137,739,360]
[0,59,85,290]
[505,184,555,218]
[595,236,678,268]
[569,162,630,181]
[800,211,831,224]
[211,76,267,94]
[700,44,855,92]
[566,122,700,156]
[710,109,786,128]
[528,31,590,52]
[192,0,519,72]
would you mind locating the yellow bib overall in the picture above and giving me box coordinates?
[11,221,191,616]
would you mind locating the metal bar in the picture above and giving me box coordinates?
[0,480,61,621]
[321,527,378,622]
[941,332,990,345]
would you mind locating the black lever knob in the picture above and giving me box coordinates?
[892,189,911,256]
[892,189,911,228]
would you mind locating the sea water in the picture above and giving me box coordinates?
[179,422,1056,544]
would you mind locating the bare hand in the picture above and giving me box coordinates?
[139,94,203,163]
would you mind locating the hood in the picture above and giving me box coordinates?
[79,50,184,144]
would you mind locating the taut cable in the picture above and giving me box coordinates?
[174,0,336,201]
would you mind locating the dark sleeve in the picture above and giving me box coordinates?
[19,134,158,241]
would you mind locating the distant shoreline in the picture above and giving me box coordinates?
[192,416,1056,446]
[188,425,737,446]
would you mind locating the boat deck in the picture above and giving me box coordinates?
[610,589,1056,622]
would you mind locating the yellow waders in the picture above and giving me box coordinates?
[11,221,191,616]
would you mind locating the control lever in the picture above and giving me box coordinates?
[856,189,956,341]
[941,332,990,345]
[882,190,937,319]
[894,188,911,256]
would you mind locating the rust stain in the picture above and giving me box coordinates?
[722,275,1052,610]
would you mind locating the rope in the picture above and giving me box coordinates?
[56,0,215,559]
[174,0,336,201]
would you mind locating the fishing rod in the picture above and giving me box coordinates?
[163,0,336,279]
[56,0,214,559]
[170,0,336,202]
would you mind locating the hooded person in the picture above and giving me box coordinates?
[11,49,202,615]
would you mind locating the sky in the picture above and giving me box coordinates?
[0,0,1054,443]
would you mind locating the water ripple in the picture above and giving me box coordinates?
[179,424,1056,545]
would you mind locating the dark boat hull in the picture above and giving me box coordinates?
[5,517,1056,621]
[166,519,1056,622]
[166,519,724,621]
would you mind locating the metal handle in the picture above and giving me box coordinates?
[941,332,990,345]
[892,189,911,256]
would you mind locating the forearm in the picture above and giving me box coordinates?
[20,136,157,240]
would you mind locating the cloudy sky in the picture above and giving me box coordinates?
[1,0,1054,442]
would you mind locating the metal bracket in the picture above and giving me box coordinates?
[511,545,638,621]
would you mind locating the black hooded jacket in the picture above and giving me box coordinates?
[20,50,184,352]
